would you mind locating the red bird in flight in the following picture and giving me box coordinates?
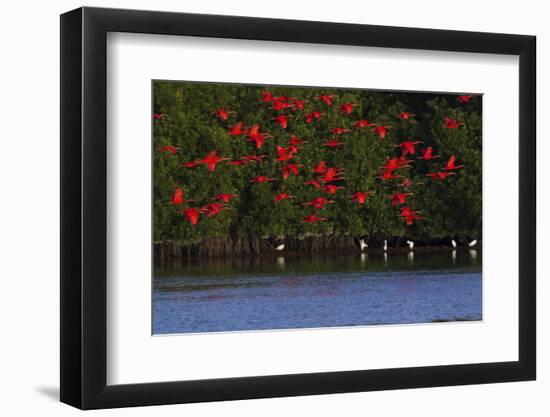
[426,172,456,180]
[305,111,322,124]
[396,140,423,156]
[214,108,235,121]
[179,208,200,225]
[289,135,307,146]
[372,125,392,139]
[456,95,473,104]
[153,113,166,120]
[250,176,276,184]
[171,188,185,205]
[304,180,322,188]
[281,163,301,180]
[273,115,291,129]
[200,151,230,172]
[213,193,237,203]
[419,147,440,160]
[396,112,416,120]
[351,192,372,204]
[291,99,306,111]
[316,95,335,106]
[274,193,296,203]
[305,197,335,210]
[354,119,376,129]
[324,185,345,194]
[228,122,247,136]
[323,140,345,148]
[159,145,179,154]
[443,155,464,171]
[318,167,345,183]
[340,103,354,115]
[200,203,227,218]
[313,161,327,174]
[390,192,413,206]
[444,117,464,129]
[330,127,350,135]
[303,215,327,223]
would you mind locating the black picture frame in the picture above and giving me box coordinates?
[60,6,536,410]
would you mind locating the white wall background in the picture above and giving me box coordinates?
[0,0,545,415]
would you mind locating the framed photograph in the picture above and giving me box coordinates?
[60,6,536,409]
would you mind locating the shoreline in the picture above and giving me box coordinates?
[154,239,481,262]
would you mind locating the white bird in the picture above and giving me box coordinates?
[275,244,285,251]
[406,240,414,251]
[451,239,457,248]
[383,240,388,252]
[468,240,478,248]
[359,239,368,250]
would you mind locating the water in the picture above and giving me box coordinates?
[153,250,482,334]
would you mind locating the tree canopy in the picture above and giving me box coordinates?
[153,81,482,246]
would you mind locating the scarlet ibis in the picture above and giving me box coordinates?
[378,171,402,180]
[250,176,276,184]
[340,103,354,115]
[457,95,473,104]
[303,215,327,223]
[214,108,235,121]
[182,160,201,168]
[313,161,327,174]
[274,193,296,203]
[260,91,274,102]
[201,151,230,172]
[228,160,246,166]
[372,125,392,139]
[291,99,306,111]
[351,192,372,204]
[241,154,268,163]
[200,203,227,218]
[228,122,246,136]
[444,117,464,129]
[443,155,464,171]
[322,140,345,148]
[273,115,291,129]
[419,146,440,160]
[324,185,344,194]
[354,120,376,129]
[390,192,412,206]
[305,111,322,124]
[281,163,301,179]
[396,112,416,120]
[153,113,166,120]
[304,180,322,188]
[330,127,350,135]
[289,135,307,146]
[316,95,335,106]
[247,133,271,149]
[318,167,345,183]
[382,157,411,172]
[159,145,179,154]
[426,171,456,180]
[305,197,335,209]
[400,207,422,225]
[396,140,423,156]
[276,145,297,162]
[272,100,292,111]
[469,239,478,247]
[171,188,185,205]
[179,207,200,225]
[214,193,237,203]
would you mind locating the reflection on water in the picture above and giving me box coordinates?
[153,251,482,334]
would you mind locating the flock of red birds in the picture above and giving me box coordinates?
[157,92,471,227]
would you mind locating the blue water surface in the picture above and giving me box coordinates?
[153,251,482,334]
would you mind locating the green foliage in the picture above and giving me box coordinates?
[153,81,482,243]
